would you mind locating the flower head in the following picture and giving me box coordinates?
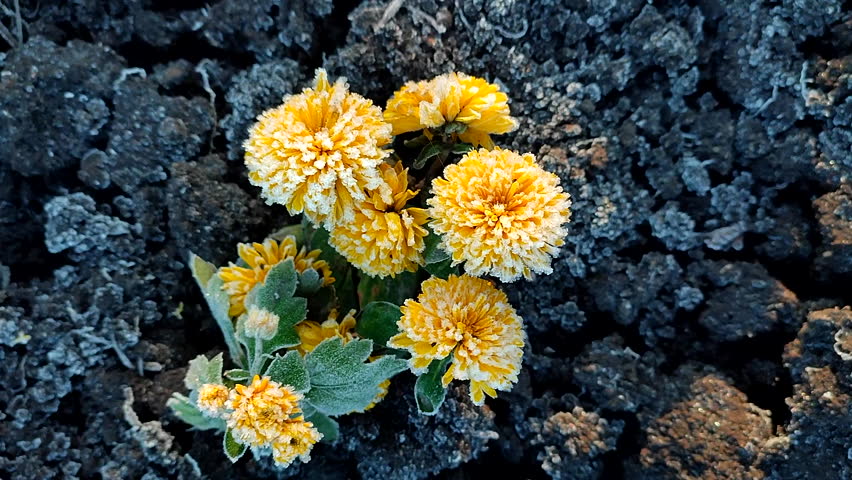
[329,162,429,278]
[218,236,334,317]
[428,148,572,282]
[244,305,280,340]
[225,375,321,467]
[384,72,518,148]
[388,275,525,405]
[196,383,229,417]
[244,69,393,228]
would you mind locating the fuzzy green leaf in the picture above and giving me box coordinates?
[189,253,245,367]
[268,224,305,245]
[422,229,450,265]
[252,259,298,308]
[357,270,419,307]
[297,268,323,294]
[184,353,224,391]
[304,338,407,415]
[224,369,250,383]
[357,301,401,348]
[265,351,310,393]
[403,134,430,148]
[450,142,474,154]
[237,296,307,357]
[306,409,339,443]
[414,143,444,169]
[167,393,226,431]
[414,356,453,415]
[424,257,457,280]
[223,428,247,463]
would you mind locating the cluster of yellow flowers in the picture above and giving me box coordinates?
[196,376,322,468]
[239,69,572,406]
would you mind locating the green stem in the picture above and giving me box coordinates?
[250,336,264,376]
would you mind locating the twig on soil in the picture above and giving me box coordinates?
[195,59,218,153]
[376,0,405,32]
[0,0,24,47]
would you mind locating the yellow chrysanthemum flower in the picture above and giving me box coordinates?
[428,148,572,282]
[196,383,229,417]
[244,68,393,228]
[384,72,518,148]
[293,309,390,411]
[388,275,525,405]
[225,375,321,467]
[218,236,334,317]
[329,162,429,278]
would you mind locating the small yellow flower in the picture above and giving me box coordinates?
[293,309,358,355]
[293,309,390,410]
[329,162,429,278]
[428,148,572,282]
[225,375,321,468]
[196,383,229,417]
[384,72,518,148]
[388,275,525,405]
[218,236,334,317]
[243,305,280,340]
[244,68,393,228]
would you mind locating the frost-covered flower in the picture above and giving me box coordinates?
[226,375,321,467]
[293,309,390,410]
[244,68,393,227]
[196,383,229,417]
[218,236,334,317]
[384,72,518,148]
[388,275,525,405]
[428,148,572,282]
[329,162,429,278]
[244,305,280,340]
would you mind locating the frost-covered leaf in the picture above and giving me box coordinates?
[184,353,223,391]
[414,356,452,416]
[269,223,305,245]
[223,428,247,463]
[450,142,474,154]
[306,409,339,443]
[422,229,450,264]
[304,337,407,415]
[188,252,246,367]
[424,257,457,280]
[414,143,443,169]
[224,369,250,383]
[297,268,322,294]
[444,121,468,135]
[167,393,225,431]
[250,259,298,309]
[265,351,310,393]
[357,271,418,307]
[356,301,401,348]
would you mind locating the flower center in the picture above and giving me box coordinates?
[484,203,507,225]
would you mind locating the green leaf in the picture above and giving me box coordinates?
[424,257,457,280]
[304,338,407,415]
[184,353,224,390]
[167,393,226,431]
[224,369,250,383]
[450,142,474,154]
[357,302,401,348]
[223,428,248,463]
[357,271,419,307]
[297,268,322,294]
[444,121,468,134]
[237,296,307,357]
[189,252,246,367]
[268,224,305,245]
[422,228,450,264]
[265,351,310,393]
[414,143,444,169]
[414,356,453,416]
[306,409,339,443]
[252,259,298,307]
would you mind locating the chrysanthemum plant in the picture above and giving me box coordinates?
[169,69,572,470]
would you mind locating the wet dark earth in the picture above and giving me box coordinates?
[1,1,851,479]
